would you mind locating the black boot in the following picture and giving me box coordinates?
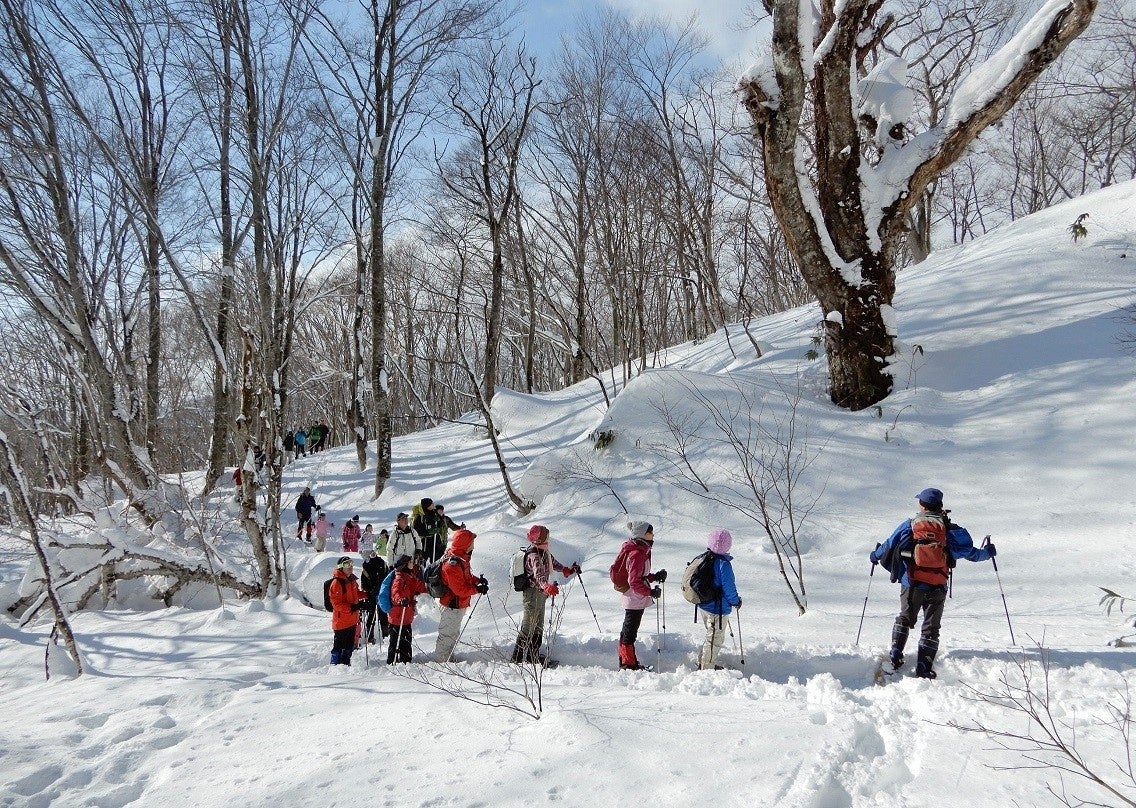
[915,646,937,679]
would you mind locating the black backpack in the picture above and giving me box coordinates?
[323,577,345,611]
[681,551,722,606]
[423,558,450,599]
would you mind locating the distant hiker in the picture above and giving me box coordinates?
[342,515,361,553]
[360,550,390,644]
[308,422,327,453]
[294,428,307,457]
[434,528,487,663]
[386,555,428,664]
[374,527,389,559]
[295,487,317,541]
[313,511,334,552]
[511,525,579,665]
[612,521,667,671]
[328,556,366,665]
[360,523,376,556]
[435,504,464,544]
[386,512,421,566]
[870,487,996,679]
[232,467,242,488]
[694,529,742,671]
[412,498,447,563]
[283,431,295,463]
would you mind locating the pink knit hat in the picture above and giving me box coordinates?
[707,528,732,555]
[527,525,549,544]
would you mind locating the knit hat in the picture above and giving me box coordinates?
[352,514,359,521]
[527,525,549,544]
[916,487,944,510]
[450,528,477,554]
[628,521,653,540]
[707,528,732,555]
[421,497,434,509]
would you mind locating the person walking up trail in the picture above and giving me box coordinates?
[386,512,420,567]
[511,525,579,665]
[386,555,427,664]
[434,528,487,662]
[328,557,366,665]
[869,487,996,679]
[342,515,361,553]
[295,487,316,541]
[612,521,666,671]
[695,529,742,671]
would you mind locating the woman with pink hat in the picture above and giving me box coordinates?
[511,525,579,665]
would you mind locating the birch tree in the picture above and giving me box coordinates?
[739,0,1096,410]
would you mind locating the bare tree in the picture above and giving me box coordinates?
[739,0,1097,410]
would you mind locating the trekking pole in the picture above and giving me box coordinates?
[736,606,745,669]
[574,570,604,633]
[484,592,501,634]
[454,595,482,653]
[660,582,667,652]
[983,535,1015,645]
[545,594,557,665]
[854,563,876,647]
[655,596,662,670]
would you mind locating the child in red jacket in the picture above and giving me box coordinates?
[387,555,427,664]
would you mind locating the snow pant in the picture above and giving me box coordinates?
[891,584,946,672]
[314,535,327,553]
[331,625,356,665]
[512,587,547,663]
[388,622,413,664]
[618,608,646,668]
[296,512,314,539]
[698,609,728,670]
[363,600,388,643]
[435,605,466,662]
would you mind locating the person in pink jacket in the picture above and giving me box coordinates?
[511,525,579,665]
[313,511,334,552]
[341,515,361,552]
[613,521,667,670]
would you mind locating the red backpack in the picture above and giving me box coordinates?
[908,512,951,586]
[609,542,633,592]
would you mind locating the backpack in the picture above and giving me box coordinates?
[323,577,345,611]
[377,569,396,613]
[423,557,450,599]
[681,551,722,605]
[609,543,633,592]
[907,512,953,586]
[511,546,536,591]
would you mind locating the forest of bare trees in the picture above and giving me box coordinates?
[0,0,1132,608]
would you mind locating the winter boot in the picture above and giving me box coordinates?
[915,646,937,679]
[330,650,340,665]
[889,647,905,670]
[618,643,645,670]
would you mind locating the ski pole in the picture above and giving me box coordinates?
[574,569,604,633]
[660,581,667,652]
[655,595,662,668]
[983,535,1015,645]
[545,594,557,665]
[855,562,876,647]
[454,594,482,654]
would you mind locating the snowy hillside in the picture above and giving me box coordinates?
[2,183,1136,807]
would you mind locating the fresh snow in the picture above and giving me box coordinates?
[2,183,1136,806]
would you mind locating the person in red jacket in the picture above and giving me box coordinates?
[341,515,361,553]
[614,521,667,671]
[329,556,366,665]
[434,528,488,662]
[387,555,428,664]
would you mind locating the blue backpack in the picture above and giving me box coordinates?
[378,569,396,613]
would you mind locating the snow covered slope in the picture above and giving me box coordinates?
[2,183,1135,807]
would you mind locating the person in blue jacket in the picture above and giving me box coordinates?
[870,487,996,679]
[698,528,743,671]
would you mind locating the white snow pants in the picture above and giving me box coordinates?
[698,608,728,670]
[435,605,466,662]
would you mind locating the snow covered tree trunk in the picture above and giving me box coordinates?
[740,0,1096,410]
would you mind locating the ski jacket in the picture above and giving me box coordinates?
[314,517,332,540]
[439,551,479,610]
[360,556,389,598]
[524,545,569,591]
[387,569,427,626]
[699,554,741,616]
[386,526,421,566]
[413,509,446,542]
[871,514,992,588]
[295,492,316,518]
[342,521,361,552]
[328,568,363,631]
[294,431,307,446]
[617,538,656,611]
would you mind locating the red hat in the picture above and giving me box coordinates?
[527,525,549,544]
[450,528,477,554]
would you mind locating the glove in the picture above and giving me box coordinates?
[475,581,489,594]
[571,562,582,575]
[734,598,742,610]
[986,542,997,558]
[650,585,662,598]
[561,567,573,579]
[541,582,559,597]
[351,601,361,611]
[397,598,411,607]
[870,544,879,565]
[653,569,667,583]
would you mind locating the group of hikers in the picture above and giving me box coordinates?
[320,485,995,679]
[283,423,330,460]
